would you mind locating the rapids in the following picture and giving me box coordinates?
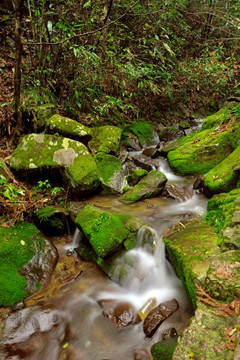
[0,156,208,360]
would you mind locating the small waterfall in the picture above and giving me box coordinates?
[64,227,83,255]
[98,226,184,310]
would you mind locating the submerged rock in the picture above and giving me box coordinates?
[10,133,99,196]
[46,114,93,144]
[99,300,137,328]
[88,125,122,154]
[143,298,179,338]
[204,146,240,195]
[120,170,167,203]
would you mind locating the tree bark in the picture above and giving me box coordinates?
[14,0,24,131]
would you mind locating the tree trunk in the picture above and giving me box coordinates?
[14,0,24,131]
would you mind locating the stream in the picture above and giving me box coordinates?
[1,157,208,360]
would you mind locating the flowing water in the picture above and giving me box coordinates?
[1,157,208,360]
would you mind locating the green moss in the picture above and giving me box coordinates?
[167,129,234,175]
[88,126,122,154]
[120,170,167,203]
[35,206,59,222]
[126,168,148,186]
[0,222,43,306]
[204,146,240,194]
[164,239,197,309]
[131,119,154,146]
[206,189,240,234]
[151,338,178,360]
[95,152,122,184]
[179,121,190,129]
[46,114,92,141]
[76,205,130,258]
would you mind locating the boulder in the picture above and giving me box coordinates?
[130,153,160,172]
[88,125,122,154]
[95,152,126,193]
[10,134,99,196]
[143,298,179,338]
[164,220,218,309]
[166,128,234,175]
[204,146,240,195]
[0,222,57,307]
[129,119,158,148]
[202,102,238,130]
[46,114,93,144]
[120,170,167,203]
[75,204,144,259]
[172,302,237,360]
[204,250,240,301]
[31,103,56,131]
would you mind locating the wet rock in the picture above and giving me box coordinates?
[67,201,86,221]
[142,147,158,158]
[1,306,69,358]
[164,184,193,201]
[134,348,152,360]
[204,250,240,301]
[158,124,184,143]
[10,134,100,196]
[143,298,179,338]
[99,300,137,327]
[193,174,205,191]
[118,148,129,163]
[19,237,58,296]
[46,114,93,144]
[120,170,167,203]
[130,153,160,172]
[151,338,178,360]
[88,125,122,155]
[162,327,178,340]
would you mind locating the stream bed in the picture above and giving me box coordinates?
[0,158,208,360]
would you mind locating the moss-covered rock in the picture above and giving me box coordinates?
[34,206,67,236]
[75,204,144,259]
[202,102,238,130]
[151,338,178,360]
[46,114,93,144]
[164,220,218,309]
[126,168,148,186]
[88,125,122,154]
[0,223,52,306]
[120,170,167,203]
[95,152,126,193]
[204,146,240,194]
[173,302,237,360]
[130,119,156,147]
[10,134,99,195]
[204,250,240,300]
[166,129,234,175]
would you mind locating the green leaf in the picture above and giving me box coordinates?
[83,0,91,9]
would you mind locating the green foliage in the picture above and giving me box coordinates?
[35,206,58,223]
[0,173,25,201]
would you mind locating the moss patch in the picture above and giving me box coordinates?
[88,125,122,154]
[130,119,154,146]
[151,338,178,360]
[164,220,218,309]
[167,129,234,175]
[95,152,122,184]
[204,146,240,194]
[46,114,93,142]
[0,222,43,306]
[120,170,167,203]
